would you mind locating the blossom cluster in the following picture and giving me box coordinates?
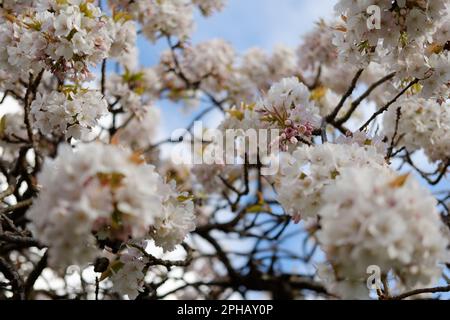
[109,242,148,299]
[298,20,338,72]
[31,89,108,140]
[26,142,196,269]
[317,166,449,298]
[220,77,321,151]
[298,20,397,106]
[237,45,298,96]
[383,98,450,162]
[333,0,450,98]
[0,0,135,82]
[276,139,387,222]
[105,67,162,114]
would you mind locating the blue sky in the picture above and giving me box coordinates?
[190,0,336,51]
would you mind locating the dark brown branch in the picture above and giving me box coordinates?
[101,59,107,96]
[129,243,193,269]
[0,257,24,300]
[336,72,396,125]
[359,78,419,131]
[0,199,33,215]
[22,70,44,170]
[325,68,364,122]
[403,151,449,185]
[0,233,43,248]
[24,250,48,299]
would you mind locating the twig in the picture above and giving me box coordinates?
[101,59,107,96]
[325,68,364,122]
[336,72,396,125]
[0,233,42,248]
[386,106,402,159]
[0,198,33,215]
[387,284,450,300]
[24,251,48,298]
[359,78,419,131]
[0,257,24,300]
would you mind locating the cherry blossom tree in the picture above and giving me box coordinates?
[0,0,449,300]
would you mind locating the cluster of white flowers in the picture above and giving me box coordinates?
[110,0,187,42]
[333,0,450,98]
[317,166,449,298]
[105,68,162,114]
[276,140,386,222]
[421,52,450,98]
[139,0,194,42]
[31,89,108,140]
[157,161,193,194]
[219,102,263,133]
[168,39,236,94]
[203,45,297,105]
[220,77,322,153]
[109,242,148,299]
[383,98,450,162]
[27,142,196,268]
[262,77,321,149]
[151,195,195,252]
[433,15,450,47]
[336,131,387,155]
[0,0,135,81]
[109,19,137,67]
[261,77,320,125]
[298,20,398,106]
[297,20,338,72]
